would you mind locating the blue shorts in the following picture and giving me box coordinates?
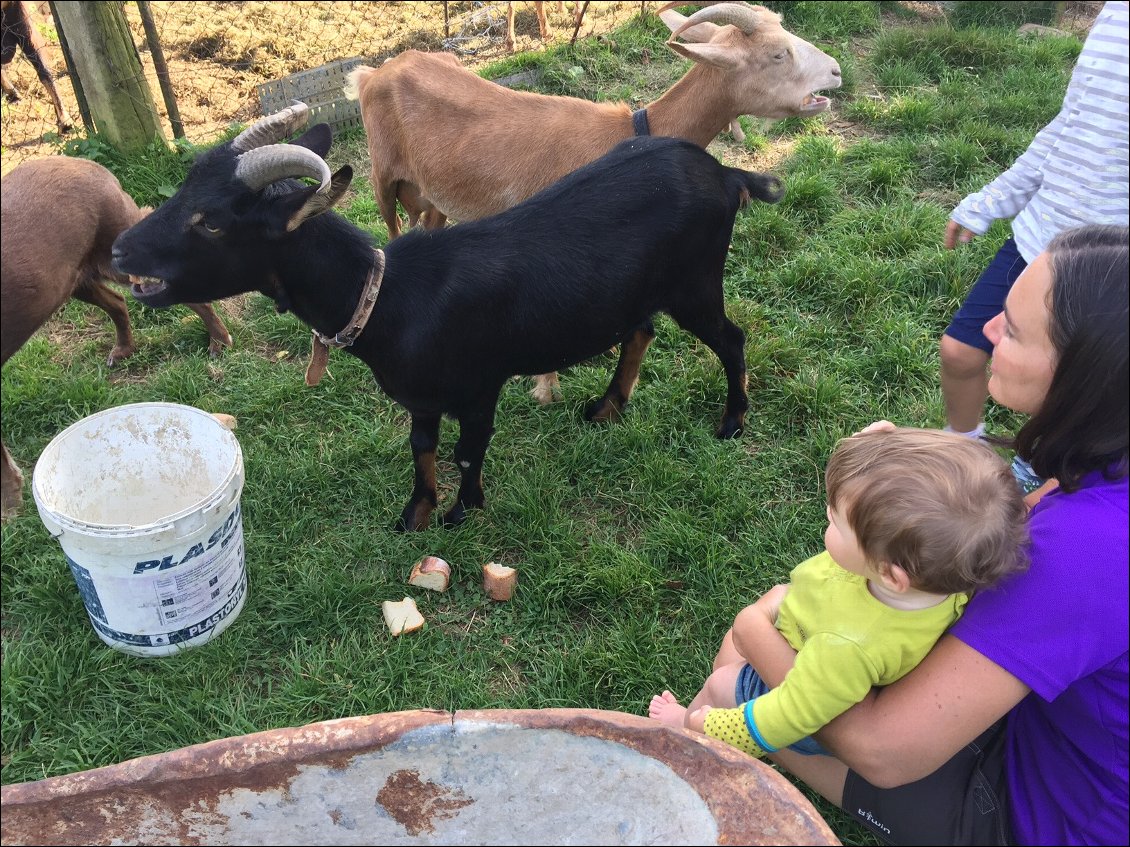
[944,237,1027,354]
[736,663,827,756]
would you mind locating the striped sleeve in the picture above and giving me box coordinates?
[952,2,1129,261]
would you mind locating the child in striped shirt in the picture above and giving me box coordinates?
[939,0,1129,495]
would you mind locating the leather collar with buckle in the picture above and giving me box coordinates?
[305,248,386,386]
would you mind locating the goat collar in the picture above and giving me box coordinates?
[632,108,650,137]
[305,248,386,387]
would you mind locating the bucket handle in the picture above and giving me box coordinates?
[177,479,243,543]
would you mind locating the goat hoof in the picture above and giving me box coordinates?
[395,500,435,532]
[208,337,232,358]
[441,505,468,527]
[715,420,744,439]
[106,345,136,367]
[530,380,562,406]
[393,515,428,533]
[584,398,621,423]
[1,487,23,523]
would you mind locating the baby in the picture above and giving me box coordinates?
[649,426,1028,758]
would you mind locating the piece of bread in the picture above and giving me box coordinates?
[482,562,517,601]
[382,597,425,635]
[408,556,451,592]
[210,413,238,430]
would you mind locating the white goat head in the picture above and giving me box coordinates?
[658,1,841,120]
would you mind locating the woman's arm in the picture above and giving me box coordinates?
[814,633,1030,788]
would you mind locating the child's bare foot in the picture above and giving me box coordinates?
[648,690,688,728]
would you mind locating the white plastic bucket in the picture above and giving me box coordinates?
[31,402,247,658]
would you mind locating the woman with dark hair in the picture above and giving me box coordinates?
[688,223,1129,845]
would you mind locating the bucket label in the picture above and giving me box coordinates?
[132,505,241,574]
[84,571,247,648]
[64,505,247,650]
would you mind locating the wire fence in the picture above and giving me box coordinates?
[1,1,646,173]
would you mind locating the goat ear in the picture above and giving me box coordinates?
[285,165,353,232]
[289,123,333,159]
[666,40,741,70]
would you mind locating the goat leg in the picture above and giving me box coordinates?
[536,1,550,39]
[1,440,23,521]
[21,36,72,133]
[705,318,749,439]
[396,413,441,532]
[585,321,655,423]
[670,304,749,439]
[73,282,135,366]
[443,400,498,527]
[184,302,233,356]
[377,182,403,240]
[1,68,20,102]
[530,372,562,405]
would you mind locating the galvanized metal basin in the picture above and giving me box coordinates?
[0,708,839,845]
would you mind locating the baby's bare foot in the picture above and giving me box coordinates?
[648,690,688,728]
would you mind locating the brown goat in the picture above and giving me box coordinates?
[0,157,232,520]
[1,0,71,134]
[345,1,840,404]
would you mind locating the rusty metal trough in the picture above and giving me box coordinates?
[1,708,839,845]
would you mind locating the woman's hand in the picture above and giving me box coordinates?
[856,419,897,436]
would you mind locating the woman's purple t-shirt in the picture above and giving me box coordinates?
[952,470,1129,845]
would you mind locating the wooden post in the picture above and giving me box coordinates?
[570,0,589,45]
[49,0,166,152]
[135,0,183,139]
[47,0,93,133]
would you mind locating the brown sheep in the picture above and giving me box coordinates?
[1,156,232,520]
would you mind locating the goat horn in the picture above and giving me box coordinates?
[234,144,332,193]
[230,101,311,153]
[670,2,763,39]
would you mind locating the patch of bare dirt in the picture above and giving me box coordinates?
[1,1,647,174]
[3,1,1104,177]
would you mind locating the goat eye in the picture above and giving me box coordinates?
[198,220,223,235]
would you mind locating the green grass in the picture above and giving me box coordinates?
[1,4,1068,843]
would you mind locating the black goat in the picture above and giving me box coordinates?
[111,103,783,531]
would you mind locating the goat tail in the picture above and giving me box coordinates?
[343,65,378,102]
[728,169,785,209]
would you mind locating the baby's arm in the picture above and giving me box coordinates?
[731,585,797,686]
[699,635,878,756]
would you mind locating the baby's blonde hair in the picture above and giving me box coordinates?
[825,428,1028,594]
